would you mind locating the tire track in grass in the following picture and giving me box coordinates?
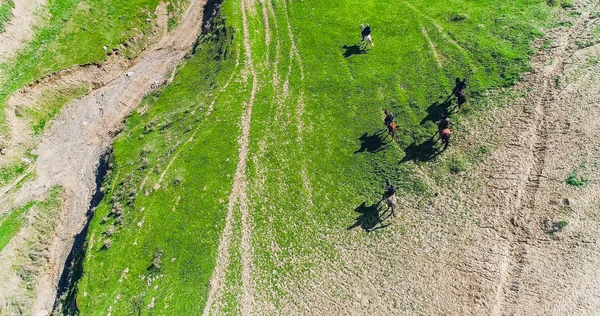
[280,0,312,206]
[483,7,591,314]
[421,26,443,68]
[403,1,478,71]
[203,0,258,312]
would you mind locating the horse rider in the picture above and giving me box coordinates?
[453,77,467,96]
[435,113,451,131]
[384,109,395,127]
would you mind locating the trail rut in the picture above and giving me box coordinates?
[202,0,259,313]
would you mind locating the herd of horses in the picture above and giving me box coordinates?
[378,78,467,218]
[351,24,468,224]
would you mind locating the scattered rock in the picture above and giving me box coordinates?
[126,71,135,78]
[149,251,163,270]
[147,297,155,309]
[102,239,113,249]
[105,225,115,237]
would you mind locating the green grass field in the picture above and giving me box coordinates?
[71,0,569,313]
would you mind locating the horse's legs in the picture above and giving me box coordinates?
[443,137,450,150]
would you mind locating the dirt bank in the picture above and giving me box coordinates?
[0,0,206,313]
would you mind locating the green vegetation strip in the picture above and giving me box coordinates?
[0,202,34,252]
[74,16,242,314]
[23,85,90,135]
[0,186,63,253]
[0,0,14,33]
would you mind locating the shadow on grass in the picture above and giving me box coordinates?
[420,99,453,125]
[342,44,367,58]
[400,136,445,163]
[347,202,391,232]
[354,131,390,154]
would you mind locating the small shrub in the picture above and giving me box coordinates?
[449,13,468,22]
[560,0,574,8]
[149,250,163,270]
[566,170,587,187]
[448,156,468,174]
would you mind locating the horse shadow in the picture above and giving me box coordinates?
[400,135,444,163]
[354,131,390,154]
[420,99,453,125]
[342,44,367,58]
[347,202,390,232]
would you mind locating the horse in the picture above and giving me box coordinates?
[383,109,396,141]
[387,121,397,141]
[380,179,398,217]
[440,127,451,150]
[380,193,397,218]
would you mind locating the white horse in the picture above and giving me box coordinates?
[360,24,374,48]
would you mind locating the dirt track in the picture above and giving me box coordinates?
[0,0,205,313]
[0,0,47,64]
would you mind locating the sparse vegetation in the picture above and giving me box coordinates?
[0,0,14,32]
[2,186,63,315]
[0,201,35,252]
[566,170,587,187]
[26,85,90,135]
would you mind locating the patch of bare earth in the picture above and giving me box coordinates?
[0,0,47,64]
[0,0,206,314]
[259,1,600,314]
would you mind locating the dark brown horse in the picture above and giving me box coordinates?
[383,109,397,141]
[453,78,467,110]
[387,122,397,141]
[440,127,451,150]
